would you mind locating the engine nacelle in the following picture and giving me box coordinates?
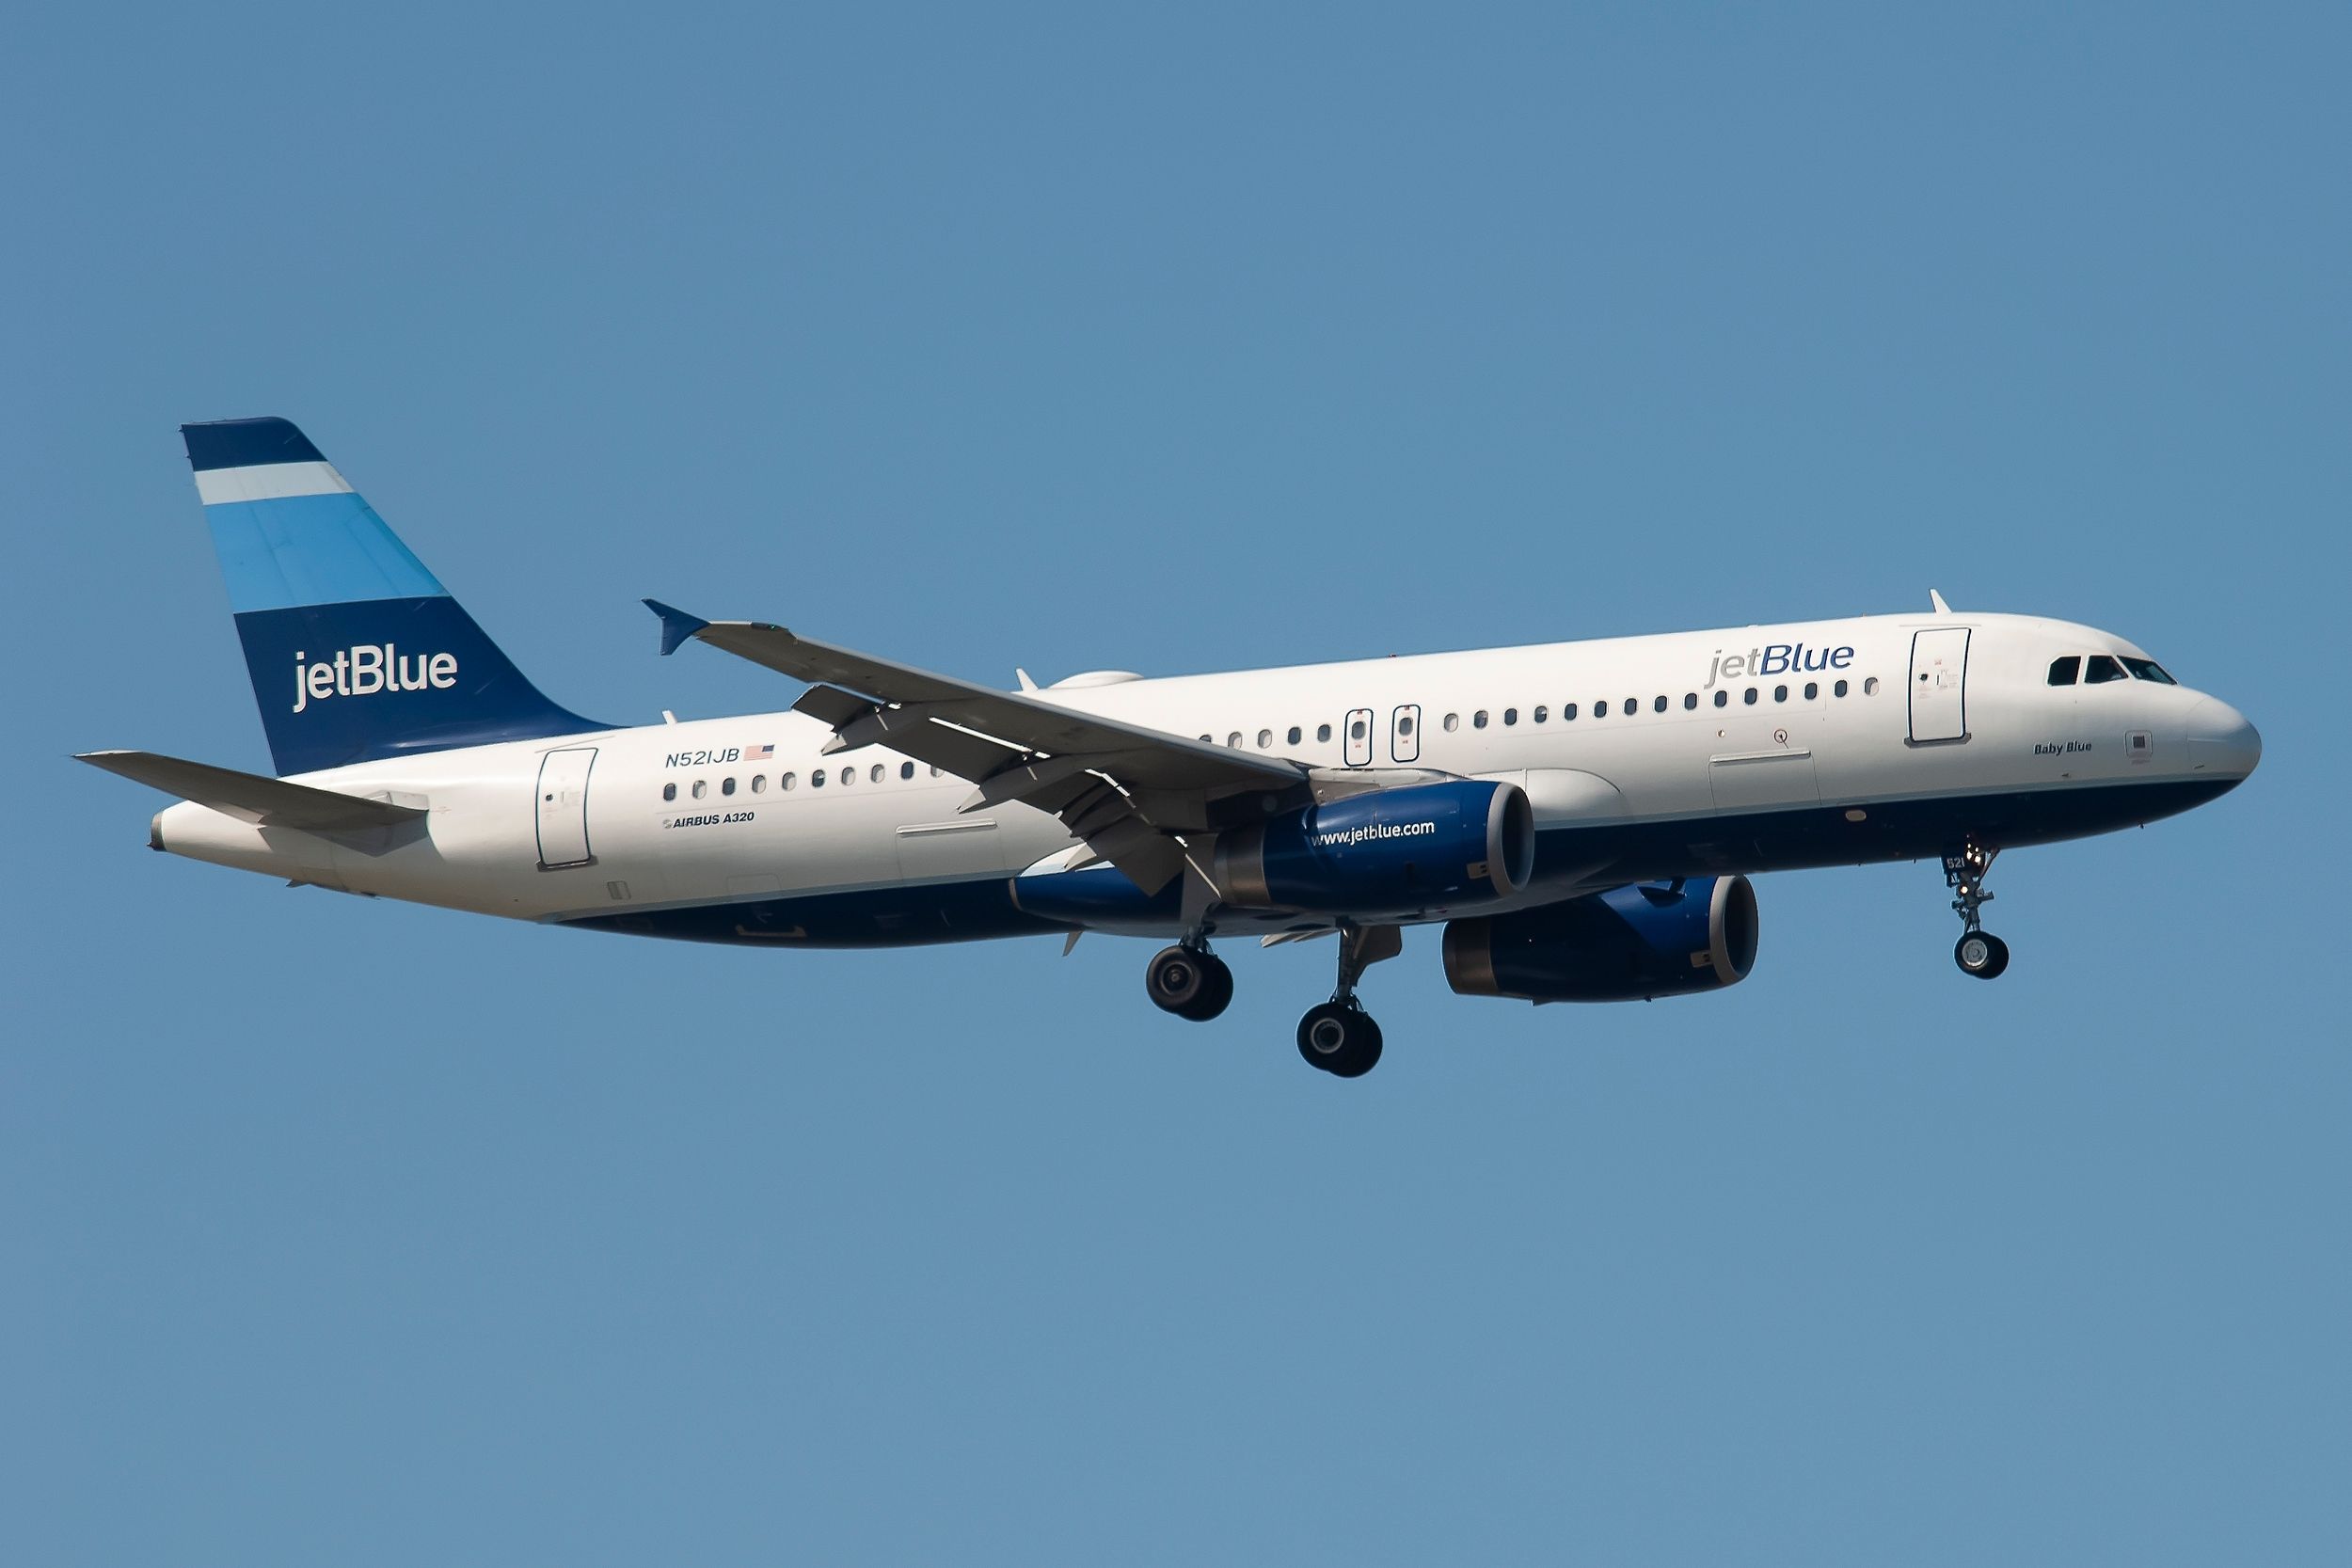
[1215,780,1534,916]
[1442,875,1759,1003]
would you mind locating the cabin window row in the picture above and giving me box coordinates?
[661,761,943,800]
[1439,677,1875,731]
[1193,678,1882,753]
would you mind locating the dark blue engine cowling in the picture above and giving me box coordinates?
[1442,876,1760,1003]
[1213,780,1534,916]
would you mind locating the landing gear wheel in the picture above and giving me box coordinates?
[1296,1002,1384,1078]
[1954,931,2010,980]
[1146,945,1232,1022]
[1943,838,2010,981]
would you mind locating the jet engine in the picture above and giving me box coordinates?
[1441,876,1759,1003]
[1215,780,1534,916]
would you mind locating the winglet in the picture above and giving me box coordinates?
[643,598,710,657]
[1929,589,1952,614]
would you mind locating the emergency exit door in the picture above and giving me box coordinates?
[535,747,597,868]
[1343,707,1375,767]
[1908,628,1971,743]
[1391,705,1422,763]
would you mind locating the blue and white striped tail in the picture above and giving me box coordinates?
[184,417,603,776]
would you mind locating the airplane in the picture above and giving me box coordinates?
[83,417,2263,1078]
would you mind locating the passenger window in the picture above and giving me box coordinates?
[1594,700,1609,718]
[1398,714,1416,736]
[1442,714,1459,733]
[1744,688,1758,705]
[2122,657,2176,685]
[1317,723,1333,742]
[782,772,797,790]
[930,767,943,777]
[810,769,826,788]
[900,761,915,780]
[1349,717,1367,740]
[722,776,737,795]
[1199,735,1212,743]
[1652,695,1666,713]
[1773,685,1788,703]
[1804,682,1818,700]
[1287,726,1302,745]
[1534,705,1548,723]
[1563,703,1578,721]
[1834,679,1849,698]
[1624,696,1637,715]
[1713,690,1727,708]
[1257,729,1273,749]
[1227,732,1243,747]
[2047,656,2081,686]
[1473,710,1488,729]
[1864,677,1880,695]
[1503,707,1518,726]
[870,763,885,783]
[840,767,854,785]
[662,782,676,802]
[691,779,707,799]
[1683,693,1697,710]
[2085,655,2127,685]
[751,775,766,793]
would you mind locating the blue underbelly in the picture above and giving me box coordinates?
[563,776,2239,949]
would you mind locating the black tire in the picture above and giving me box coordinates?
[1179,955,1234,1022]
[1955,931,2010,979]
[1296,1002,1382,1077]
[1328,1015,1384,1079]
[1146,945,1211,1015]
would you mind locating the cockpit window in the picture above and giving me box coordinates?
[2047,656,2081,686]
[2122,657,2176,685]
[2084,655,2127,684]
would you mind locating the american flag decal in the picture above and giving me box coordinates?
[744,743,773,760]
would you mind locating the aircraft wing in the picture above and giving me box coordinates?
[645,601,1305,893]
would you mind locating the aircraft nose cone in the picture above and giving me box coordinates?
[2187,697,2262,779]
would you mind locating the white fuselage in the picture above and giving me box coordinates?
[151,610,2259,943]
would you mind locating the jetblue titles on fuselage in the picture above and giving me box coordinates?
[1702,641,1856,689]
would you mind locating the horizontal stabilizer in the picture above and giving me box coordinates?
[75,751,427,832]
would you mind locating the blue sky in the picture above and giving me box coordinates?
[6,4,2347,1562]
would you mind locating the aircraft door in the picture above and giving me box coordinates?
[1908,628,1971,743]
[1343,707,1375,767]
[535,747,597,868]
[1391,705,1421,764]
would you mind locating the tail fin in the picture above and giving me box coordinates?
[183,417,605,775]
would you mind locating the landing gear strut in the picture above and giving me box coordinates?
[1944,838,2010,980]
[1146,940,1232,1022]
[1295,923,1399,1077]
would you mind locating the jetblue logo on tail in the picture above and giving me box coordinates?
[292,646,458,713]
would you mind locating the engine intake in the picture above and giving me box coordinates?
[1443,875,1759,1003]
[1216,780,1534,916]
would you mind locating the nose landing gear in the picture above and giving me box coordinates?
[1944,839,2010,979]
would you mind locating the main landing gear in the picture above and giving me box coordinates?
[1146,941,1233,1022]
[1296,923,1401,1079]
[1141,922,1399,1077]
[1944,837,2011,980]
